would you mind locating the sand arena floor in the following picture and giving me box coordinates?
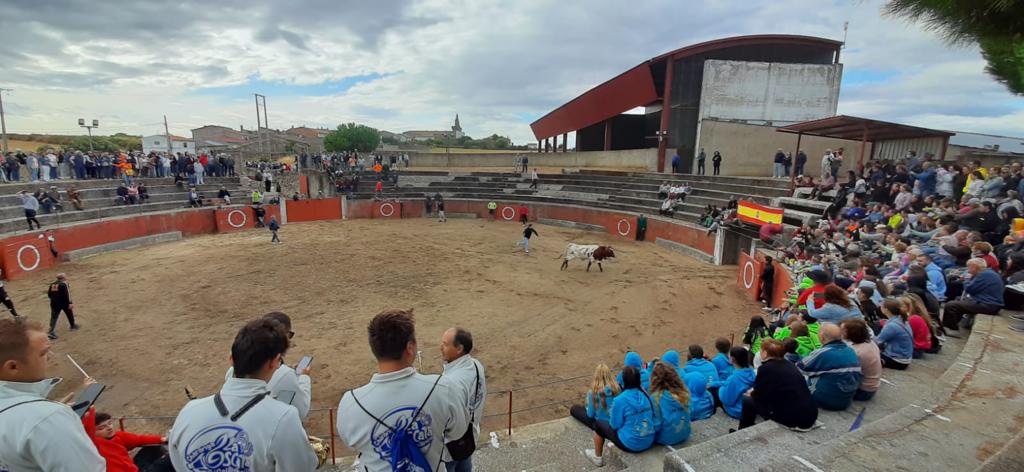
[7,218,760,439]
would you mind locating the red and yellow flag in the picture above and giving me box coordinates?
[737,201,783,225]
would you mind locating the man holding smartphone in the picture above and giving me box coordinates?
[0,317,105,471]
[224,312,312,420]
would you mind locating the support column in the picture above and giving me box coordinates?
[574,131,580,152]
[939,135,949,162]
[857,123,868,175]
[562,133,568,152]
[656,57,675,173]
[790,132,802,192]
[552,134,558,153]
[603,120,612,151]
[545,138,550,153]
[537,139,541,153]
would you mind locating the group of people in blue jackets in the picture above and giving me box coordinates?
[569,338,756,467]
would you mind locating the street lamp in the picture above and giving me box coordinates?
[78,118,99,151]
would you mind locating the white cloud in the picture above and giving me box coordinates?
[0,0,1021,145]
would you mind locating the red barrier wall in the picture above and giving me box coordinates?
[371,201,402,219]
[285,198,342,222]
[1,233,58,280]
[737,251,763,300]
[215,206,282,233]
[299,175,309,196]
[770,260,795,308]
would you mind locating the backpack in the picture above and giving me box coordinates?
[352,375,442,472]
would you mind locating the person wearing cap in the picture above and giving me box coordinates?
[46,273,78,340]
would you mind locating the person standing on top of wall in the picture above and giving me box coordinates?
[519,205,529,225]
[712,151,722,176]
[696,148,706,175]
[672,151,681,174]
[773,149,786,178]
[521,155,529,173]
[795,149,807,177]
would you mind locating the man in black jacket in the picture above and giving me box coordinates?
[47,273,78,339]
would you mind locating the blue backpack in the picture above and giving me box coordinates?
[352,375,442,471]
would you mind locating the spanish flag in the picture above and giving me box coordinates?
[737,201,783,225]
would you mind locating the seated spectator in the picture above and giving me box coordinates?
[943,258,1005,337]
[126,185,139,205]
[797,323,862,411]
[915,254,947,301]
[571,363,620,429]
[855,286,883,330]
[743,315,772,353]
[710,338,734,382]
[42,186,64,213]
[786,321,820,356]
[67,186,84,210]
[841,319,881,401]
[905,272,941,323]
[584,366,658,466]
[682,345,718,386]
[902,294,942,356]
[0,318,106,471]
[115,183,129,205]
[659,198,674,217]
[217,186,232,205]
[137,183,149,203]
[649,363,691,446]
[876,299,914,370]
[738,338,818,430]
[684,371,715,420]
[617,351,651,391]
[646,350,684,381]
[711,347,756,418]
[82,409,169,472]
[658,182,670,199]
[187,188,202,208]
[806,285,863,324]
[782,337,802,363]
[168,318,317,471]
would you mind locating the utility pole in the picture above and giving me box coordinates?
[78,118,99,152]
[0,88,11,154]
[163,115,173,154]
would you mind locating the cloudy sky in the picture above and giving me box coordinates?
[1,0,1022,144]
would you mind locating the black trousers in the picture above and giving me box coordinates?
[738,396,762,429]
[942,299,1001,330]
[530,179,538,189]
[713,163,721,175]
[0,288,18,317]
[49,305,75,332]
[134,445,174,472]
[569,405,642,452]
[698,161,705,175]
[25,209,40,230]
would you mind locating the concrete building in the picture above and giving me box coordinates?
[191,125,250,148]
[530,35,843,172]
[141,134,194,155]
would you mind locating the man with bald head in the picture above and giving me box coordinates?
[440,327,487,472]
[797,323,862,411]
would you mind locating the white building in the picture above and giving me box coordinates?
[142,134,194,155]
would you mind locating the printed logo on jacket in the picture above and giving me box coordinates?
[184,424,255,471]
[371,406,433,465]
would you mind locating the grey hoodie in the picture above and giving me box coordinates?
[337,367,469,472]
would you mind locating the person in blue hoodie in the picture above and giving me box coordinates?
[683,371,715,420]
[571,363,621,429]
[712,347,757,418]
[584,366,658,467]
[711,338,734,383]
[916,254,947,302]
[682,345,718,386]
[649,363,691,446]
[616,351,651,391]
[797,323,863,411]
[647,350,685,381]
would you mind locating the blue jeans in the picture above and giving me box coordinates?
[445,458,472,472]
[30,168,39,181]
[773,163,783,178]
[795,163,804,176]
[523,238,530,252]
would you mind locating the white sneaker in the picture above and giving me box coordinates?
[584,449,604,467]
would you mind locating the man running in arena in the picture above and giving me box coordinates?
[47,273,79,339]
[0,269,20,318]
[520,224,539,254]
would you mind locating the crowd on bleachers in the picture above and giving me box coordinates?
[1,150,237,183]
[0,308,488,472]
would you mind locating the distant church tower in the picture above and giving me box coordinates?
[451,114,464,139]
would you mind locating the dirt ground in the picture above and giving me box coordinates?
[7,218,759,440]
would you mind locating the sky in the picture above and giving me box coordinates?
[1,0,1022,145]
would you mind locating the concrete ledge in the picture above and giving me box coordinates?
[62,231,183,262]
[536,218,605,232]
[656,237,714,264]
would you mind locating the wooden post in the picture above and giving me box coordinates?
[656,57,675,173]
[790,132,802,192]
[507,391,513,436]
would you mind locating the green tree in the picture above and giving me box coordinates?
[324,123,381,153]
[884,0,1024,94]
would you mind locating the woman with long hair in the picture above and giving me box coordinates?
[583,366,659,467]
[649,363,692,446]
[902,294,942,356]
[806,285,863,324]
[876,299,914,370]
[742,315,772,353]
[570,363,621,430]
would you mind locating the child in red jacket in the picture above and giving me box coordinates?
[82,408,168,472]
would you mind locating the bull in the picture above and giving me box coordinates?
[558,243,616,272]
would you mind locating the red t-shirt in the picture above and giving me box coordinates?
[519,206,528,215]
[797,284,826,309]
[981,254,1000,271]
[908,315,933,350]
[82,409,163,472]
[375,181,383,191]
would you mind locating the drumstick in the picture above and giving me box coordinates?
[66,354,89,378]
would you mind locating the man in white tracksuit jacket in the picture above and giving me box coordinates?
[440,327,487,472]
[168,318,317,472]
[0,318,105,472]
[337,309,468,472]
[225,312,312,420]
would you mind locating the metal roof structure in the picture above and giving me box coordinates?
[776,115,954,141]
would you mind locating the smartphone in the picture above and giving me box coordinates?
[275,390,297,405]
[72,383,106,418]
[295,356,313,374]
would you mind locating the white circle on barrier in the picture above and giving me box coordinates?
[17,245,41,272]
[501,207,515,221]
[380,202,395,217]
[226,210,248,228]
[616,219,631,236]
[742,260,756,289]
